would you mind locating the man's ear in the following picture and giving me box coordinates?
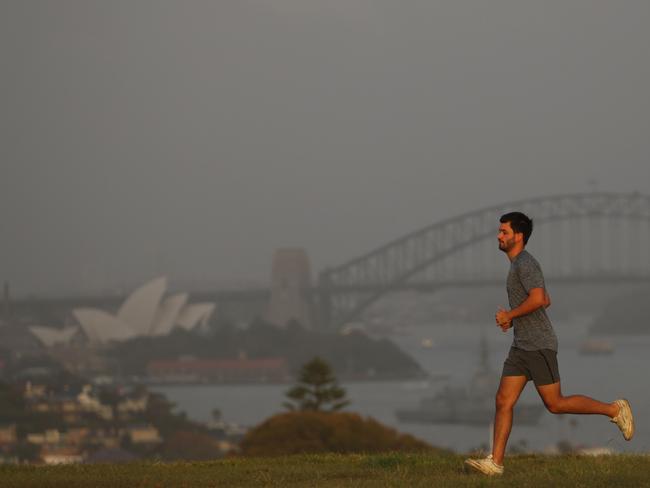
[514,232,524,243]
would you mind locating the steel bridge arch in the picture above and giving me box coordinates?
[318,192,650,328]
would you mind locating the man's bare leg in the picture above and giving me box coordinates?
[492,375,528,466]
[536,382,618,417]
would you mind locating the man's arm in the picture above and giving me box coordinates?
[497,288,547,325]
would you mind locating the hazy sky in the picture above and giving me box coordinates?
[2,1,649,296]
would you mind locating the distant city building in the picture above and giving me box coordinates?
[126,425,162,445]
[146,357,289,384]
[28,277,216,346]
[8,381,242,464]
[0,424,17,445]
[266,248,314,328]
[41,446,85,465]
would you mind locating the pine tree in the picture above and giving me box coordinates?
[283,357,350,412]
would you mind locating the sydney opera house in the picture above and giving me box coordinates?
[30,277,215,346]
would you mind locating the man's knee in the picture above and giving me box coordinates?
[495,392,516,411]
[543,398,563,414]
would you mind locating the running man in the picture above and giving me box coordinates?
[465,211,634,476]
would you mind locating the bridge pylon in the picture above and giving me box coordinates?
[265,248,315,329]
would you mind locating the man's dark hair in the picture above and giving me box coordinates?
[500,212,533,245]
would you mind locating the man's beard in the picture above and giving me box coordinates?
[498,238,515,253]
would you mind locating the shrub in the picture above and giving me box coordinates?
[159,430,223,461]
[240,411,433,456]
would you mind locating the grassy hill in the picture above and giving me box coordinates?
[1,452,649,487]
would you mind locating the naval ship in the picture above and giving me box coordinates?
[395,335,545,426]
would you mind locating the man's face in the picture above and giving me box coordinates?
[497,221,521,253]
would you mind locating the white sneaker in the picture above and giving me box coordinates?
[611,398,634,441]
[464,454,504,476]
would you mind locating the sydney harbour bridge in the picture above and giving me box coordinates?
[314,192,650,329]
[13,192,650,331]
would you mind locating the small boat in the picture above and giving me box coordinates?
[579,339,614,355]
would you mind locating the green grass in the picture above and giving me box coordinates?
[1,452,649,487]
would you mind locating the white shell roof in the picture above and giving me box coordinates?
[117,277,167,335]
[150,293,188,336]
[176,303,216,330]
[29,326,79,347]
[70,277,216,343]
[73,308,137,344]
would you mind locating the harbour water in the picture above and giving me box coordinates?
[154,320,650,454]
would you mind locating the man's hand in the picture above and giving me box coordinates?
[495,307,512,332]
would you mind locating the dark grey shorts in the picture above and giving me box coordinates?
[502,346,560,386]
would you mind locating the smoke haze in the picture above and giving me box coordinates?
[2,1,649,295]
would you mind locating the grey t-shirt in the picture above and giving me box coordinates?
[506,250,558,351]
